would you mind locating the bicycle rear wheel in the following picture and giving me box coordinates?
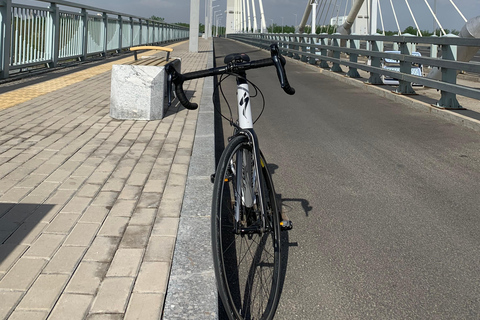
[212,134,281,320]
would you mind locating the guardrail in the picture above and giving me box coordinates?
[229,32,480,109]
[0,0,189,79]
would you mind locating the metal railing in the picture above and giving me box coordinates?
[229,32,480,109]
[0,0,189,79]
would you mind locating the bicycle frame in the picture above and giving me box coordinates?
[233,75,268,234]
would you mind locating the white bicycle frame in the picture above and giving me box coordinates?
[233,79,267,229]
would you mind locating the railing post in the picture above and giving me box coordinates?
[367,36,383,84]
[139,19,143,44]
[347,35,360,78]
[319,35,329,69]
[331,35,343,72]
[396,36,416,94]
[293,35,300,60]
[118,15,123,51]
[50,2,60,67]
[0,0,12,79]
[102,12,108,56]
[300,35,308,62]
[430,35,438,58]
[80,8,88,60]
[309,36,317,65]
[437,34,462,109]
[130,17,134,47]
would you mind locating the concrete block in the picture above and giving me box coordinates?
[110,59,181,121]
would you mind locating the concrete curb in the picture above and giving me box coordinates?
[163,39,217,319]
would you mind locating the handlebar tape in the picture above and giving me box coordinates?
[270,45,295,95]
[165,64,198,110]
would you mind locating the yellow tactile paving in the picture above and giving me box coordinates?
[0,41,186,111]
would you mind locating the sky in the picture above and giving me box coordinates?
[20,0,480,33]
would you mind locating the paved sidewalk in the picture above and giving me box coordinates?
[0,38,212,319]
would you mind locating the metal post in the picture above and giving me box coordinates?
[396,38,416,94]
[0,0,12,78]
[309,36,317,65]
[102,12,108,55]
[331,36,343,72]
[80,8,88,60]
[118,15,123,51]
[367,36,383,84]
[50,3,60,67]
[437,34,461,109]
[319,36,329,68]
[347,36,361,77]
[189,0,199,52]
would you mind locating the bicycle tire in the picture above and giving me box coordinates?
[212,134,282,320]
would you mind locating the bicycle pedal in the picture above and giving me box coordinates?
[210,174,215,183]
[280,220,293,231]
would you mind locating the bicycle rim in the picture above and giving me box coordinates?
[212,135,281,320]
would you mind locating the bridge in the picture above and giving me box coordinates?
[1,0,480,319]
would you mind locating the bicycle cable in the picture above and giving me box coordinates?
[213,71,266,128]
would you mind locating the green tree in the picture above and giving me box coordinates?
[150,15,165,22]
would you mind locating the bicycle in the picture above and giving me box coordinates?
[166,43,295,320]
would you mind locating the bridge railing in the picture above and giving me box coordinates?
[229,33,480,109]
[0,0,189,79]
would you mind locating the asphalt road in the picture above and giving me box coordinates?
[213,37,480,319]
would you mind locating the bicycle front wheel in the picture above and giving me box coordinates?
[212,134,281,320]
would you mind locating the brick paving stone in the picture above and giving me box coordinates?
[16,274,69,310]
[87,314,123,320]
[0,258,47,290]
[48,293,94,320]
[0,243,29,273]
[79,206,109,224]
[4,221,48,245]
[23,233,65,259]
[63,223,100,247]
[119,225,151,248]
[83,236,120,263]
[128,208,156,226]
[65,261,109,295]
[8,310,49,320]
[43,246,87,274]
[0,291,23,319]
[124,293,164,320]
[133,261,170,293]
[97,216,129,237]
[144,236,176,262]
[44,213,80,234]
[109,199,136,217]
[151,217,180,237]
[89,277,134,314]
[106,248,144,277]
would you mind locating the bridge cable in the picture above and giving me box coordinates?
[389,0,402,35]
[316,0,327,31]
[331,0,339,32]
[333,0,346,33]
[422,0,446,36]
[404,0,423,36]
[377,0,385,35]
[449,0,467,23]
[322,0,333,33]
